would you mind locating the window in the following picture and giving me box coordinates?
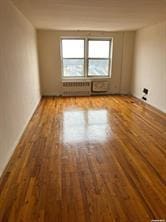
[61,38,112,78]
[88,40,110,77]
[61,39,85,77]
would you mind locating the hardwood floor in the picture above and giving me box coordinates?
[0,96,166,222]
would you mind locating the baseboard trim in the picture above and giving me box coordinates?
[132,96,166,115]
[42,93,130,97]
[0,97,42,178]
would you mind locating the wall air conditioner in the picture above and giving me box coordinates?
[92,81,109,92]
[62,81,91,96]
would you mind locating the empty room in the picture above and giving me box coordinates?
[0,0,166,221]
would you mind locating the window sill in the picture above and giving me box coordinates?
[62,76,112,81]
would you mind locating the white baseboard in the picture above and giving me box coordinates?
[132,94,166,114]
[0,97,41,177]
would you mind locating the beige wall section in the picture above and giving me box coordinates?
[37,30,135,96]
[120,32,135,94]
[131,21,166,112]
[0,0,41,175]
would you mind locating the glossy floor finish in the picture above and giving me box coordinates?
[0,96,166,222]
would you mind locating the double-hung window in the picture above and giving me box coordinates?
[61,38,112,78]
[61,39,85,77]
[88,40,111,77]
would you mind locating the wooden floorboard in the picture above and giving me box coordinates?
[0,96,166,222]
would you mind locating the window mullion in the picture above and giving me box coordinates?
[84,38,88,78]
[108,40,111,75]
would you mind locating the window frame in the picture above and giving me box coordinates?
[60,37,113,79]
[87,39,111,77]
[61,38,85,78]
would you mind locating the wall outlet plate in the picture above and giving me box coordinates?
[143,88,148,94]
[142,96,147,101]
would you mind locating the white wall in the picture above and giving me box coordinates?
[0,0,41,175]
[131,21,166,112]
[37,30,135,96]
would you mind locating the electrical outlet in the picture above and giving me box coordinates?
[142,96,147,101]
[143,88,148,95]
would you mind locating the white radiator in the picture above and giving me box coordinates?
[62,81,91,96]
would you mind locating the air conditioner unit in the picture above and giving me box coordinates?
[62,81,91,96]
[92,81,109,92]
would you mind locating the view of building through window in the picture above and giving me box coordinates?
[61,39,112,78]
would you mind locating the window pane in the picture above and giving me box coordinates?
[88,59,109,76]
[62,39,84,58]
[88,40,110,58]
[63,59,84,77]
